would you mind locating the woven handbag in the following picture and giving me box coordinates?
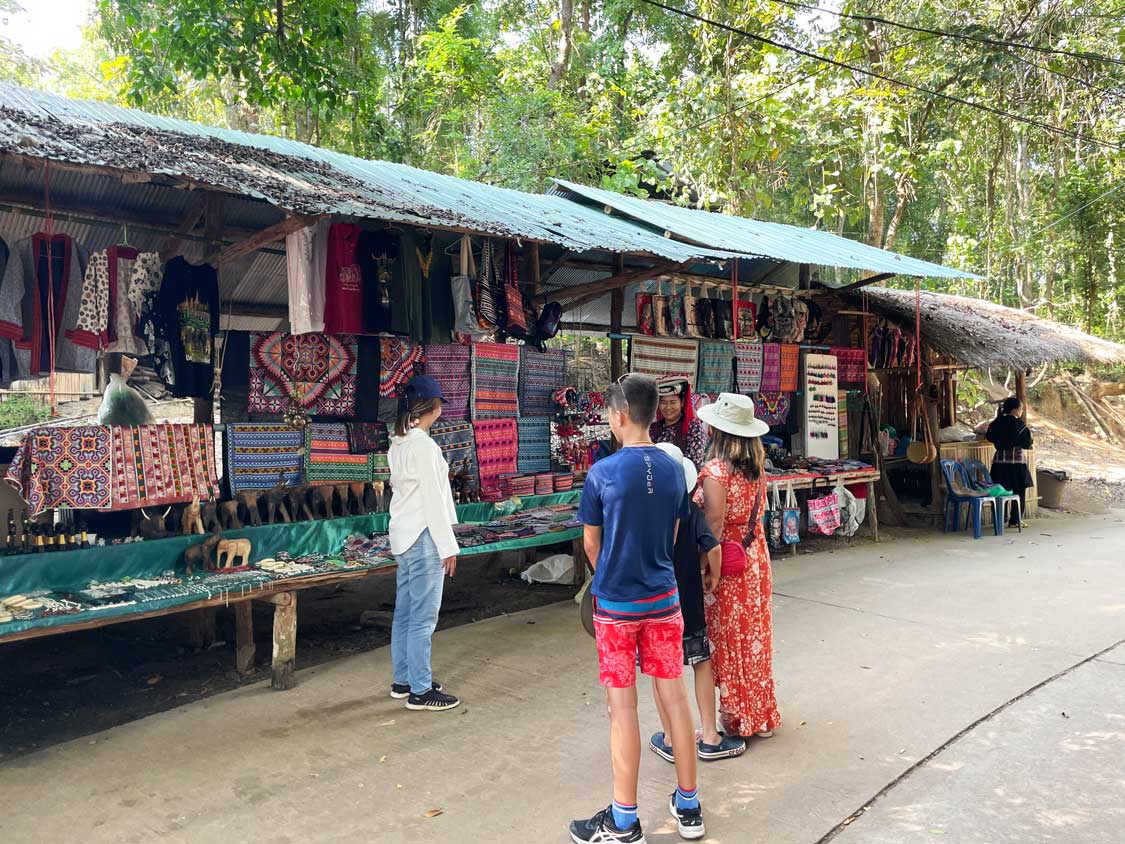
[502,242,530,339]
[475,240,501,330]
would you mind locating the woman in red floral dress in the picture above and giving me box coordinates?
[694,393,781,738]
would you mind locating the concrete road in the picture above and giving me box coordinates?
[0,510,1122,844]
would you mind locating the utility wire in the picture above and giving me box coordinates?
[763,0,1125,68]
[638,0,1125,153]
[1023,179,1125,241]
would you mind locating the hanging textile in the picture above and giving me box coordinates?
[225,423,305,492]
[518,346,569,417]
[635,292,655,336]
[419,233,454,345]
[248,332,358,416]
[5,426,113,516]
[473,418,517,501]
[147,256,219,398]
[72,247,162,354]
[734,342,763,394]
[696,340,734,395]
[430,419,480,485]
[285,218,329,335]
[838,390,850,457]
[394,231,427,339]
[346,421,390,454]
[734,300,756,341]
[0,233,95,387]
[517,417,553,473]
[356,229,396,334]
[379,338,425,400]
[305,423,374,483]
[760,343,782,392]
[107,423,219,510]
[423,343,472,421]
[831,347,867,386]
[629,336,699,386]
[779,344,800,392]
[755,393,791,427]
[471,341,520,419]
[324,222,364,334]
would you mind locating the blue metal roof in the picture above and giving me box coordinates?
[551,179,979,280]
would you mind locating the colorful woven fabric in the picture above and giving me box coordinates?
[346,421,390,454]
[760,343,782,392]
[379,338,425,399]
[305,423,374,483]
[226,424,304,492]
[371,452,390,481]
[108,423,219,509]
[780,344,800,392]
[629,337,699,385]
[473,418,517,501]
[756,393,791,427]
[517,417,552,473]
[424,343,471,420]
[831,347,867,385]
[430,419,479,484]
[838,390,849,457]
[735,342,763,394]
[696,340,734,395]
[519,347,569,417]
[471,342,520,419]
[248,332,357,416]
[4,426,113,516]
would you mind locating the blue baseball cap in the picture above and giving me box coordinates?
[404,374,445,404]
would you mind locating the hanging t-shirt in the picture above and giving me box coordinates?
[285,218,328,334]
[357,229,396,334]
[324,222,363,334]
[576,445,684,603]
[155,256,219,398]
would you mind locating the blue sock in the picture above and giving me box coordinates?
[675,785,700,811]
[611,800,638,829]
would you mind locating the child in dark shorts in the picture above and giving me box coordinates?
[650,443,747,761]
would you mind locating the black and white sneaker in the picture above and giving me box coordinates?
[390,680,442,699]
[405,688,460,712]
[668,795,705,840]
[569,806,646,843]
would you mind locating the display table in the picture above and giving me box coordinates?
[766,467,881,544]
[0,493,583,689]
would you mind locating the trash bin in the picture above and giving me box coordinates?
[1036,468,1069,509]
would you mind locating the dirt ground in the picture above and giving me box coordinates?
[1029,412,1125,510]
[0,546,578,758]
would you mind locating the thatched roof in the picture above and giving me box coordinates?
[848,288,1125,369]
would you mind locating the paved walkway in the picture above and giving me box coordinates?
[1,511,1122,843]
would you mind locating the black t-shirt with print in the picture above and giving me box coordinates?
[156,257,219,398]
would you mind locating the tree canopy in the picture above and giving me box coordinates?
[7,0,1125,338]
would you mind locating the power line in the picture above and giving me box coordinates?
[1024,179,1125,241]
[763,0,1125,68]
[638,0,1125,153]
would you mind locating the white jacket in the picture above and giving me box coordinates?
[388,428,460,560]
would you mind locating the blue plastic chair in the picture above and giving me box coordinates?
[939,459,1000,539]
[963,458,1022,534]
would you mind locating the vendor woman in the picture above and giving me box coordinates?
[986,396,1033,527]
[650,376,708,468]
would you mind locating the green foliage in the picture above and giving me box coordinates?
[0,395,52,431]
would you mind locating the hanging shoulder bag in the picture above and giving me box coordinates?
[452,236,490,342]
[502,242,531,340]
[475,240,501,331]
[782,482,801,545]
[807,484,842,535]
[767,483,785,550]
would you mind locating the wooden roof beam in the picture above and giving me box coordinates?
[220,214,317,265]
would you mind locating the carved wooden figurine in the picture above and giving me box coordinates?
[215,537,252,569]
[311,485,337,519]
[182,532,222,575]
[219,500,243,530]
[181,497,204,535]
[348,482,367,515]
[264,472,291,523]
[334,483,351,515]
[363,482,379,514]
[286,485,314,521]
[200,500,221,533]
[236,491,263,527]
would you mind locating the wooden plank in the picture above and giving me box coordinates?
[220,214,315,265]
[203,193,226,264]
[867,480,880,542]
[271,591,298,691]
[234,601,256,675]
[610,254,625,381]
[187,607,217,650]
[539,262,678,306]
[530,242,542,296]
[159,194,208,262]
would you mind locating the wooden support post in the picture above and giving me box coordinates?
[866,480,880,542]
[530,243,542,297]
[610,254,625,382]
[923,361,943,513]
[187,607,217,650]
[1016,370,1028,419]
[234,601,256,676]
[798,263,811,290]
[203,193,226,264]
[572,537,588,587]
[269,591,297,690]
[159,194,208,262]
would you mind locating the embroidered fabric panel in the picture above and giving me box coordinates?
[516,417,552,473]
[518,347,569,417]
[755,392,791,427]
[760,343,782,392]
[430,419,480,485]
[379,338,425,400]
[226,424,304,492]
[779,344,800,393]
[830,347,867,385]
[305,423,374,483]
[472,418,517,501]
[734,342,763,394]
[696,340,734,395]
[423,343,471,420]
[629,337,699,386]
[106,423,218,510]
[4,426,113,516]
[346,422,390,454]
[248,332,357,416]
[471,342,520,419]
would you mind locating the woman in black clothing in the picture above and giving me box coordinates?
[986,397,1033,526]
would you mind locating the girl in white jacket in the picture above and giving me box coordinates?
[388,375,461,711]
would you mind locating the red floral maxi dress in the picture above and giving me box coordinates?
[694,459,781,736]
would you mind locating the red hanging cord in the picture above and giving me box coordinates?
[42,160,58,418]
[862,289,870,396]
[731,259,739,341]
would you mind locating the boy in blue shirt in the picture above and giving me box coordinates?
[571,374,706,843]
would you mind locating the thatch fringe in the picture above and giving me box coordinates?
[845,288,1125,369]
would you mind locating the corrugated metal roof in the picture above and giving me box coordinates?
[551,179,979,281]
[0,83,743,264]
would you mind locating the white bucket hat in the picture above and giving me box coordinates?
[696,392,771,439]
[654,442,698,493]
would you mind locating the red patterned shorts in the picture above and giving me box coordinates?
[593,610,685,688]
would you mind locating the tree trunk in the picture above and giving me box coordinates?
[548,0,575,89]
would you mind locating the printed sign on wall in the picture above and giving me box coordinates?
[804,353,839,460]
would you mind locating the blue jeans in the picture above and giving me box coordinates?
[391,529,445,695]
